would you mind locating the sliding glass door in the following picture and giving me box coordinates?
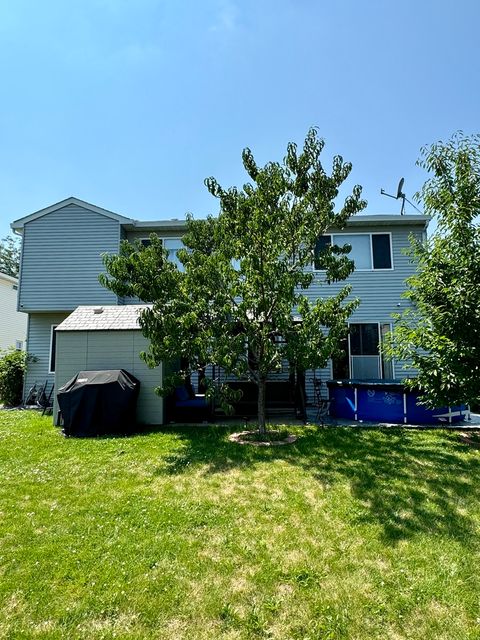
[349,323,380,378]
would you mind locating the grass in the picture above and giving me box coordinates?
[1,411,480,639]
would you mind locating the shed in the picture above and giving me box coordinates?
[53,305,163,425]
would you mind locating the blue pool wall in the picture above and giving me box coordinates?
[327,380,466,424]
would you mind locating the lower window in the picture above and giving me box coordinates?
[332,322,393,380]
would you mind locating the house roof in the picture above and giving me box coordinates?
[10,195,430,235]
[340,213,430,228]
[10,196,189,234]
[121,219,188,233]
[10,197,134,230]
[56,305,151,332]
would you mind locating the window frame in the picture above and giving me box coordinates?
[346,321,395,379]
[139,236,184,265]
[313,231,394,272]
[48,325,58,374]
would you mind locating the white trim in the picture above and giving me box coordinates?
[0,272,18,285]
[380,322,395,379]
[314,231,394,272]
[334,214,430,227]
[129,220,188,231]
[48,324,58,374]
[137,236,183,249]
[347,329,352,378]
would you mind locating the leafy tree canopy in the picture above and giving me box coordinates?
[101,128,366,430]
[0,235,21,278]
[387,132,480,407]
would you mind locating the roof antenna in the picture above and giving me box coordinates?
[381,178,422,215]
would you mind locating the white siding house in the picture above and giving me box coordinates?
[0,272,27,352]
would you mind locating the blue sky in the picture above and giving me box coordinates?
[0,0,478,238]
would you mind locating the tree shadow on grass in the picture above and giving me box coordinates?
[154,425,480,545]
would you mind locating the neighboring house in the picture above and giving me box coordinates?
[0,271,27,352]
[11,196,429,422]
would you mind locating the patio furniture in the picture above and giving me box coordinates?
[312,379,332,426]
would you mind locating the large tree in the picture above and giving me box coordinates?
[101,128,366,432]
[0,235,21,278]
[387,132,480,408]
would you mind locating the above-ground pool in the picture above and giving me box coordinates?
[327,379,468,425]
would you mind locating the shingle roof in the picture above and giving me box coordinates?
[56,305,151,332]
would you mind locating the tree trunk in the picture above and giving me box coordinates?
[258,376,267,435]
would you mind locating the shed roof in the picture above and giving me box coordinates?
[56,305,151,332]
[0,271,18,285]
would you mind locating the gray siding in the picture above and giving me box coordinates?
[306,225,419,320]
[24,312,69,398]
[19,204,120,311]
[215,224,422,402]
[306,224,421,386]
[54,330,163,425]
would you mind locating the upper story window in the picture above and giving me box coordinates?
[314,232,393,271]
[139,237,185,270]
[163,238,184,270]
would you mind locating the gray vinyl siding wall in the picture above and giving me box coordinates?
[54,330,163,425]
[306,225,420,320]
[24,312,69,397]
[304,224,421,399]
[18,204,120,311]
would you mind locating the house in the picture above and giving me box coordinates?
[0,271,27,352]
[11,197,429,423]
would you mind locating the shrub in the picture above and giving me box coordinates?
[0,348,28,407]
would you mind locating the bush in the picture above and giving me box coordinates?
[0,348,28,407]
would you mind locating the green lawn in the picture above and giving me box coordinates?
[1,411,480,639]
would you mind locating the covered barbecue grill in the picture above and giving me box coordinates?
[57,369,140,437]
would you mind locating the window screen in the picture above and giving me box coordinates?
[334,234,371,270]
[372,234,392,269]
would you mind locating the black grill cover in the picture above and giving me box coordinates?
[57,370,140,437]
